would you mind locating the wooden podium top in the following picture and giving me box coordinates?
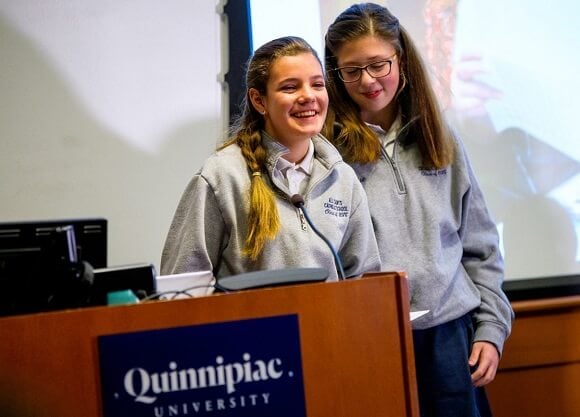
[0,272,418,417]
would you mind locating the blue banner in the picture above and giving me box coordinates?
[98,314,306,417]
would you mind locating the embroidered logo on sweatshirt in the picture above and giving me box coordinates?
[323,197,349,218]
[420,168,447,176]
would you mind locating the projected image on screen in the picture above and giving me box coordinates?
[246,0,580,280]
[393,0,580,280]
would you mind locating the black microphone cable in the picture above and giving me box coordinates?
[290,194,346,280]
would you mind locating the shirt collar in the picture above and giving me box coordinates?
[366,113,402,145]
[275,139,314,175]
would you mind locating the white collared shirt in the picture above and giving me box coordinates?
[273,140,314,195]
[366,114,402,158]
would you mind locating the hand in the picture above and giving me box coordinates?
[469,341,500,387]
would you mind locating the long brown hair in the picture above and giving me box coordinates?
[221,36,321,260]
[323,2,454,168]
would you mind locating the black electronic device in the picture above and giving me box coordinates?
[91,263,157,306]
[0,218,107,269]
[214,267,328,292]
[0,218,107,316]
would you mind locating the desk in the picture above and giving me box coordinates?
[488,296,580,417]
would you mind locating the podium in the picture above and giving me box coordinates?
[0,272,419,417]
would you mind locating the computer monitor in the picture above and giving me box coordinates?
[0,218,107,268]
[0,218,107,316]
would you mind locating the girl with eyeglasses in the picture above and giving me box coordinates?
[161,36,380,288]
[323,3,513,417]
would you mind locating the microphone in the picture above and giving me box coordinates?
[290,194,346,280]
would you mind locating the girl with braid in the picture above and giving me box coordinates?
[161,36,380,286]
[323,4,513,417]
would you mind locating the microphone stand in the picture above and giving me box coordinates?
[291,194,346,280]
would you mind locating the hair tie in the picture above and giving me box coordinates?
[252,171,261,177]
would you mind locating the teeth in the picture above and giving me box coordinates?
[294,110,316,118]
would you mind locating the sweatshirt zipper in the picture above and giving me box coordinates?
[282,193,308,231]
[380,145,406,193]
[297,208,308,231]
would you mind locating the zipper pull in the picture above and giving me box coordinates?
[297,209,308,231]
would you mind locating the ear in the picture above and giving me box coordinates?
[248,88,266,114]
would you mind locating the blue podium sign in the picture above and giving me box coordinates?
[98,314,306,417]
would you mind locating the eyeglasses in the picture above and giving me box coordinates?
[334,56,396,83]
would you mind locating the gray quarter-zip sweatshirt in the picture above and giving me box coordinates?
[352,131,514,353]
[161,132,381,282]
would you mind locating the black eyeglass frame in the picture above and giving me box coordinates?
[333,54,397,83]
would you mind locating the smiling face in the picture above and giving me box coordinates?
[335,35,400,128]
[249,52,328,156]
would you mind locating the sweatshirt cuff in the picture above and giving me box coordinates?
[474,321,509,355]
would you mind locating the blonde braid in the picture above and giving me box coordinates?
[237,131,280,260]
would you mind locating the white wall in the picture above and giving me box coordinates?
[0,1,226,271]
